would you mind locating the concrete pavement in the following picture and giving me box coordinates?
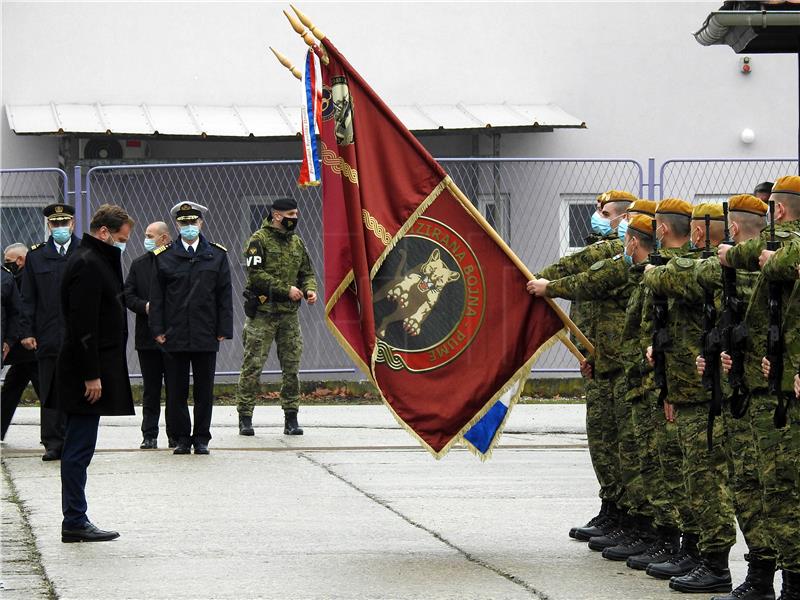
[1,405,758,599]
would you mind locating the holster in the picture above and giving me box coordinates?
[243,287,268,319]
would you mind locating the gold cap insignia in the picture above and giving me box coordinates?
[55,205,64,213]
[181,203,191,211]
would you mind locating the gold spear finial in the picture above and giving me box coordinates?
[290,4,325,40]
[269,46,302,80]
[282,8,329,64]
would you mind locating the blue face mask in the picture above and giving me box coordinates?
[113,241,127,254]
[623,240,634,266]
[591,212,612,236]
[180,224,200,242]
[617,218,629,241]
[144,238,157,252]
[51,226,71,245]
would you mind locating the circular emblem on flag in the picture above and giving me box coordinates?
[320,76,354,145]
[372,216,486,372]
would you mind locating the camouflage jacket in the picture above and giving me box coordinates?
[545,252,631,377]
[622,261,649,402]
[638,243,694,396]
[760,238,800,384]
[725,219,800,392]
[643,247,709,404]
[538,233,622,355]
[244,219,317,314]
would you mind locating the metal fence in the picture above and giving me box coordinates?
[3,157,796,380]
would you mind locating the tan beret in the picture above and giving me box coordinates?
[627,214,655,238]
[729,194,768,216]
[627,200,656,217]
[772,175,800,196]
[691,202,724,221]
[599,190,638,208]
[656,198,693,218]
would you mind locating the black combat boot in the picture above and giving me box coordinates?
[602,515,657,561]
[778,570,800,600]
[710,556,776,600]
[588,513,634,552]
[646,532,702,579]
[627,526,681,570]
[670,548,733,594]
[283,410,304,435]
[238,415,254,436]
[570,500,615,541]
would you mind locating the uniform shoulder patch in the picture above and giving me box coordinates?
[29,242,45,251]
[589,260,606,271]
[675,257,695,269]
[210,242,227,252]
[776,231,791,239]
[153,243,172,256]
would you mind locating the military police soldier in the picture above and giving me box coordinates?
[235,197,317,437]
[19,203,79,461]
[148,202,233,455]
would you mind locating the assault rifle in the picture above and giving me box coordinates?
[765,200,787,428]
[700,215,723,449]
[718,203,749,417]
[650,218,670,406]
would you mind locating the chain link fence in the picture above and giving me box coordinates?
[0,168,69,250]
[659,159,799,201]
[83,158,643,379]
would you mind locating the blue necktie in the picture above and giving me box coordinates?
[187,246,195,256]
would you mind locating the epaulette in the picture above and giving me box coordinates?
[210,242,228,252]
[29,242,45,251]
[153,243,172,256]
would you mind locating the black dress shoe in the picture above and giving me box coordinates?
[670,562,732,593]
[139,438,157,450]
[42,448,61,462]
[62,522,120,543]
[173,443,191,455]
[193,442,210,455]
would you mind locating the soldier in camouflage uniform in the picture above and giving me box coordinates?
[235,198,317,437]
[633,199,702,582]
[691,195,777,600]
[532,190,634,541]
[529,210,662,562]
[643,202,738,594]
[728,176,800,600]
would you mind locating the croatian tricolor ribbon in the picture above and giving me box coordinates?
[298,50,322,187]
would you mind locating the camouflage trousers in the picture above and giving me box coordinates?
[675,402,736,555]
[235,312,303,415]
[613,375,652,518]
[750,393,800,572]
[631,394,682,530]
[586,377,621,503]
[721,404,776,562]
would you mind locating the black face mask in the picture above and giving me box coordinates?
[3,261,19,275]
[282,217,298,231]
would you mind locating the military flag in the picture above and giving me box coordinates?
[278,9,586,458]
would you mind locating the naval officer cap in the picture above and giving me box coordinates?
[170,201,208,222]
[43,203,75,222]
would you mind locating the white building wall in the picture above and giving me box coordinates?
[1,1,796,167]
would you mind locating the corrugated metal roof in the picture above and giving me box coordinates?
[5,102,585,138]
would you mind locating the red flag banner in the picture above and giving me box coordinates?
[318,38,566,458]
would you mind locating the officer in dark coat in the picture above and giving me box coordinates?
[56,204,134,543]
[149,201,233,455]
[123,221,173,450]
[1,243,40,440]
[19,203,78,461]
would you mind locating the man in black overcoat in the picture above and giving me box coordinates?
[56,204,134,543]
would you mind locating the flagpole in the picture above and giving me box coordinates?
[445,179,594,359]
[283,9,329,64]
[269,47,302,80]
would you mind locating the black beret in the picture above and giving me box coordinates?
[753,181,774,195]
[271,198,297,211]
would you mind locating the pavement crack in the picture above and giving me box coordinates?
[299,452,550,600]
[1,459,58,600]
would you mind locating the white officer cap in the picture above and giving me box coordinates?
[170,201,208,222]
